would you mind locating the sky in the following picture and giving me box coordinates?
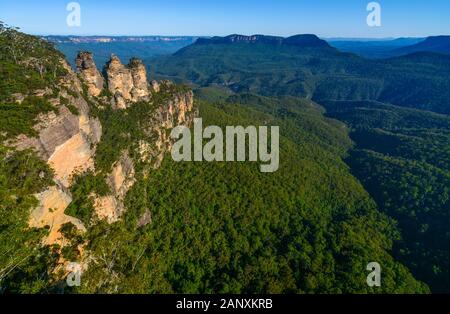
[1,0,450,38]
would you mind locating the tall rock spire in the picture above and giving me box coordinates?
[75,51,104,97]
[104,55,150,108]
[129,57,150,101]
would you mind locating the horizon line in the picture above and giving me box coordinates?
[34,33,450,40]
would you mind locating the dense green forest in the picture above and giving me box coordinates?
[72,97,428,293]
[150,36,450,114]
[324,100,450,292]
[149,36,450,292]
[1,25,448,294]
[0,23,71,293]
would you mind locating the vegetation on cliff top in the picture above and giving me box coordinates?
[0,22,67,139]
[0,25,443,294]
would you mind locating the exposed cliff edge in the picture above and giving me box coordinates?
[6,50,196,251]
[9,58,102,247]
[194,34,331,48]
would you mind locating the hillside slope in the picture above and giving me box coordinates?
[151,34,450,114]
[323,100,450,292]
[394,36,450,56]
[0,25,429,293]
[149,34,450,292]
[0,23,195,292]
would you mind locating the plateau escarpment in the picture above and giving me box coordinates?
[1,25,434,294]
[5,47,195,253]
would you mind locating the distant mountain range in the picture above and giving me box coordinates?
[393,36,450,56]
[329,36,450,59]
[46,34,450,64]
[44,36,199,68]
[196,34,330,48]
[148,33,450,293]
[328,38,425,58]
[151,33,450,114]
[43,35,199,44]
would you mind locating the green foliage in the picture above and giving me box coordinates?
[325,100,450,292]
[60,96,79,115]
[0,23,69,140]
[60,223,83,261]
[95,84,189,173]
[151,41,450,114]
[0,22,68,102]
[0,145,57,293]
[76,96,428,294]
[65,172,110,226]
[0,96,57,139]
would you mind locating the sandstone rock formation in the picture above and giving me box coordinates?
[75,53,151,108]
[93,151,136,223]
[10,60,101,246]
[104,54,134,109]
[13,95,101,185]
[76,52,104,97]
[138,88,195,168]
[7,51,195,253]
[129,57,149,101]
[137,209,152,228]
[29,185,86,246]
[150,80,160,93]
[104,55,150,109]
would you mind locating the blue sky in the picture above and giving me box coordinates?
[1,0,449,37]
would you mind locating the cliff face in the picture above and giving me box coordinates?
[103,54,151,108]
[104,54,134,108]
[195,34,331,48]
[129,58,150,100]
[12,62,101,246]
[93,151,136,223]
[76,52,104,97]
[93,85,194,224]
[8,52,196,248]
[139,86,194,167]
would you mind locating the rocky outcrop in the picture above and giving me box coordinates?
[137,209,152,228]
[13,96,101,187]
[93,195,122,224]
[75,53,151,108]
[93,151,136,223]
[129,58,149,101]
[92,87,194,222]
[29,185,86,246]
[138,88,195,168]
[104,55,150,109]
[76,52,104,97]
[8,50,195,249]
[10,59,102,246]
[104,55,134,109]
[150,80,160,93]
[107,152,136,199]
